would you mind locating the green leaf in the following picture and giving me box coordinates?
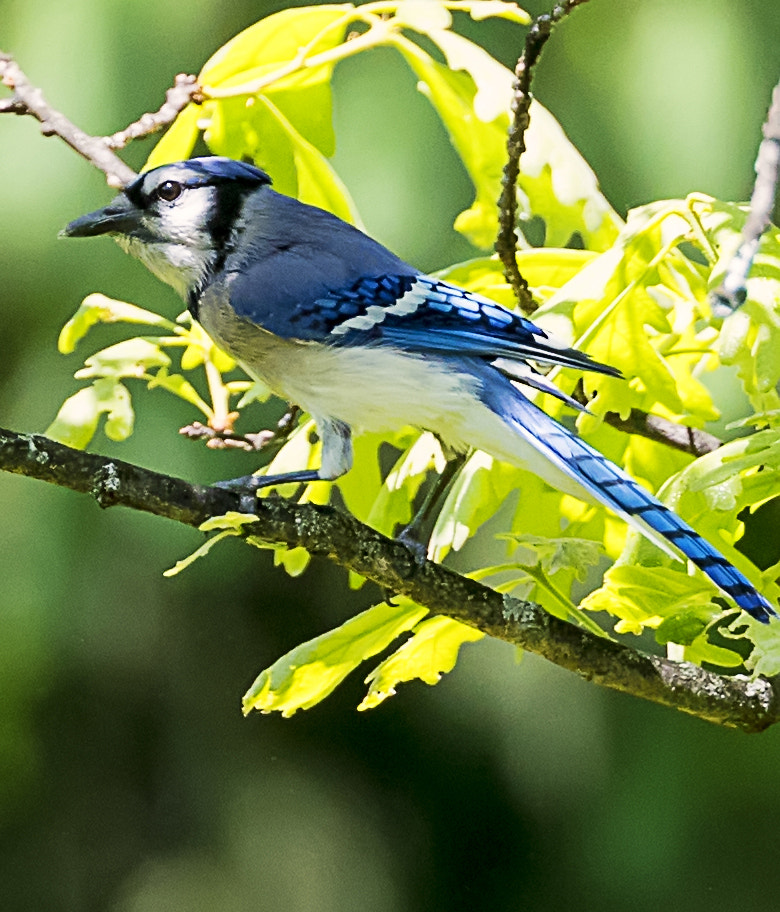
[235,380,272,408]
[273,546,311,577]
[421,25,515,123]
[654,608,711,646]
[582,430,780,639]
[200,512,262,533]
[681,632,744,669]
[335,432,388,522]
[199,5,353,90]
[254,95,358,220]
[503,533,604,581]
[165,512,260,577]
[46,377,134,449]
[197,4,353,172]
[534,201,723,428]
[359,615,484,710]
[742,615,780,677]
[363,431,446,535]
[393,0,453,31]
[461,1,530,24]
[654,608,746,668]
[580,565,722,635]
[394,37,507,249]
[58,293,177,354]
[518,102,622,249]
[242,598,429,716]
[651,431,780,560]
[395,23,621,252]
[74,338,170,380]
[428,452,521,561]
[147,369,212,416]
[164,532,235,577]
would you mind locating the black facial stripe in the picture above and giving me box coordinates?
[124,177,147,209]
[189,181,256,319]
[207,182,250,269]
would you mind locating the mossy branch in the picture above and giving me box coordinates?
[1,425,777,733]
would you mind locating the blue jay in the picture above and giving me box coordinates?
[63,156,775,622]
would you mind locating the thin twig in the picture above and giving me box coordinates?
[106,73,201,149]
[0,52,136,187]
[0,425,777,732]
[711,78,780,313]
[180,405,301,452]
[569,380,722,456]
[1,53,199,188]
[497,0,593,314]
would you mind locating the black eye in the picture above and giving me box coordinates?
[155,180,182,202]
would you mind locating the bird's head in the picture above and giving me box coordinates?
[62,157,271,299]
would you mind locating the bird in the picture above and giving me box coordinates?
[63,156,776,622]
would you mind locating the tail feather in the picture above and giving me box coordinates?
[479,377,775,622]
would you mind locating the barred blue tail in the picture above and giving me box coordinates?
[479,376,776,623]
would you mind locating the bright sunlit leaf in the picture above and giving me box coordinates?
[58,293,177,354]
[359,616,484,709]
[243,598,429,716]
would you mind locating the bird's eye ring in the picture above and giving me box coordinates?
[156,180,182,202]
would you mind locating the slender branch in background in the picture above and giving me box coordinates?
[0,52,135,186]
[569,380,722,457]
[0,425,777,733]
[496,0,593,315]
[0,52,200,187]
[106,73,201,150]
[711,78,780,314]
[604,408,721,457]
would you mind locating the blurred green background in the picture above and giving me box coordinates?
[2,1,780,909]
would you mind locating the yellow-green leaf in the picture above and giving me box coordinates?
[359,615,483,710]
[147,369,212,416]
[243,598,429,716]
[58,293,177,354]
[74,338,170,380]
[46,378,134,449]
[199,5,353,89]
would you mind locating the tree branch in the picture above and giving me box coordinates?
[603,408,721,457]
[497,0,593,314]
[711,77,780,313]
[1,426,777,733]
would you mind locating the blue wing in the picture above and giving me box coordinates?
[299,273,621,378]
[226,192,618,379]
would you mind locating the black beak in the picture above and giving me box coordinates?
[61,192,140,238]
